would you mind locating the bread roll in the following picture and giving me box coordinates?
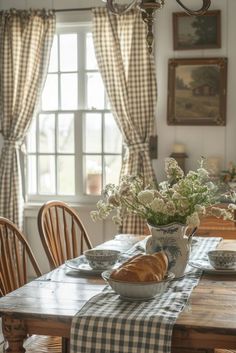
[110,251,168,282]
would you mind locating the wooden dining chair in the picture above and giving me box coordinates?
[37,200,93,269]
[0,216,63,353]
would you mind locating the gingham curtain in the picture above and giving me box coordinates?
[0,9,55,228]
[92,8,157,234]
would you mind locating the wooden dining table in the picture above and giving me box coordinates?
[0,237,236,353]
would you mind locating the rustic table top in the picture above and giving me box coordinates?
[0,237,236,353]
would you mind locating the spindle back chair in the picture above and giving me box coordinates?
[0,217,41,295]
[0,216,63,353]
[37,200,93,269]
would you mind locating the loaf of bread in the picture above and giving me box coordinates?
[110,251,168,282]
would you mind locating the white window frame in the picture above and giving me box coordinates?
[25,23,122,205]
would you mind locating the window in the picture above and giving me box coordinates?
[26,25,122,203]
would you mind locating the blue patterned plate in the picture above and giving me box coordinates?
[65,257,121,275]
[189,259,236,275]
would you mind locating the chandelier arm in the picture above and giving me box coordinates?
[103,0,212,54]
[176,0,211,16]
[106,0,138,15]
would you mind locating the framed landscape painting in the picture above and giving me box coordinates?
[173,10,221,50]
[167,58,227,126]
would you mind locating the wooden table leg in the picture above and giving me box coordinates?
[2,316,27,353]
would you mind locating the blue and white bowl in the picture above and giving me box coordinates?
[84,249,121,270]
[208,250,236,270]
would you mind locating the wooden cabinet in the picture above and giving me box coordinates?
[196,205,236,239]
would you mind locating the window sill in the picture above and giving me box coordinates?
[24,202,97,218]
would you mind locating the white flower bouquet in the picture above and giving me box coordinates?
[91,158,236,228]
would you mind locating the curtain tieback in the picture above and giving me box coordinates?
[128,142,149,154]
[4,139,22,149]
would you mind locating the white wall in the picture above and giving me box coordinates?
[0,0,235,273]
[153,0,236,178]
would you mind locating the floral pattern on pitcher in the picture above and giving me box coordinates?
[146,223,192,278]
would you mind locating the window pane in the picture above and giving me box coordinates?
[58,156,75,195]
[84,113,101,153]
[61,73,78,110]
[42,74,58,110]
[86,32,98,70]
[105,93,111,110]
[39,114,55,153]
[104,113,122,153]
[59,33,77,72]
[48,35,58,72]
[87,73,105,109]
[104,155,122,185]
[58,114,74,153]
[39,155,55,194]
[26,26,123,201]
[85,155,102,195]
[27,118,36,153]
[27,155,37,194]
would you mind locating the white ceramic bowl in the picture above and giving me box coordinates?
[208,250,236,270]
[102,270,175,300]
[84,249,121,270]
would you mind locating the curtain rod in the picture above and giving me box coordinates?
[55,7,97,12]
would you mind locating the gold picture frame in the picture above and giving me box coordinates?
[167,57,227,126]
[173,10,221,50]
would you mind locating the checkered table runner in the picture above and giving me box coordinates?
[70,237,221,353]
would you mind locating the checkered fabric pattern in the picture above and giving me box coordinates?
[92,8,157,235]
[71,236,221,353]
[0,9,55,228]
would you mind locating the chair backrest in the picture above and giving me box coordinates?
[37,201,93,269]
[0,217,42,296]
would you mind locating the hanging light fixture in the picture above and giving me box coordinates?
[104,0,211,53]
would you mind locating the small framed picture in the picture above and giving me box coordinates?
[167,57,227,126]
[173,10,221,50]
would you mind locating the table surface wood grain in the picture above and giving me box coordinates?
[0,237,236,353]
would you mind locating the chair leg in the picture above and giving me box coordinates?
[62,337,70,353]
